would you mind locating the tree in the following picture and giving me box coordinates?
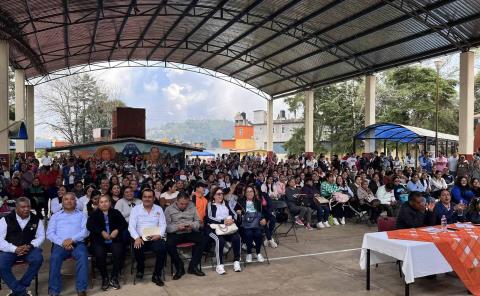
[39,73,125,144]
[283,65,459,155]
[475,73,480,114]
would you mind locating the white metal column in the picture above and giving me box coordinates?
[364,75,376,153]
[304,90,314,155]
[15,69,26,153]
[25,85,35,154]
[266,98,273,156]
[459,51,475,158]
[0,40,9,163]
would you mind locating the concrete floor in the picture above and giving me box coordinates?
[1,222,469,296]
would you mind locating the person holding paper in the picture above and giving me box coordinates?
[128,188,167,286]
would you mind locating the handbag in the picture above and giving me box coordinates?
[332,192,349,203]
[210,223,238,236]
[242,211,261,229]
[314,195,330,204]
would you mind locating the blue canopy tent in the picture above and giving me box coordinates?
[191,151,215,157]
[353,123,458,158]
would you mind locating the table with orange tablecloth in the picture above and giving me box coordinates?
[387,224,480,295]
[360,231,452,296]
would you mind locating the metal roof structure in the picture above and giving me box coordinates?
[354,122,459,144]
[1,0,480,99]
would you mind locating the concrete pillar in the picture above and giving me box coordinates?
[364,75,376,153]
[25,85,34,155]
[0,40,9,165]
[304,90,314,156]
[459,51,475,159]
[266,99,273,159]
[15,69,26,153]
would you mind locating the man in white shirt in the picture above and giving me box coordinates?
[0,197,45,296]
[129,189,167,286]
[448,151,459,176]
[404,153,415,168]
[346,153,357,169]
[40,152,53,169]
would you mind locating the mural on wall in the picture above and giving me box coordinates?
[71,141,183,162]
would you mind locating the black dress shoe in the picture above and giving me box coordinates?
[173,268,185,280]
[101,277,110,291]
[136,271,144,279]
[187,267,206,276]
[152,275,164,286]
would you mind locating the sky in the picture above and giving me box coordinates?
[34,65,290,139]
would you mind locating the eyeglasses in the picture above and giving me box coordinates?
[215,192,224,196]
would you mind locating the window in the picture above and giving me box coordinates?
[239,128,243,136]
[272,127,275,134]
[282,125,286,133]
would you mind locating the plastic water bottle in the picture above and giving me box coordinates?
[441,215,448,232]
[457,200,464,218]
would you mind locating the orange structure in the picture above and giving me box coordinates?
[221,113,256,151]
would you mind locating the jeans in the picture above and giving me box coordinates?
[134,240,167,276]
[332,204,345,219]
[311,203,330,222]
[92,242,125,278]
[208,232,241,264]
[49,243,88,295]
[264,212,276,240]
[166,232,207,272]
[0,248,43,296]
[288,203,312,224]
[244,228,262,255]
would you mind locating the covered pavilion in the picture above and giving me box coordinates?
[354,122,459,159]
[0,0,479,164]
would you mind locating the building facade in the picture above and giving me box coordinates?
[252,110,303,154]
[221,113,256,151]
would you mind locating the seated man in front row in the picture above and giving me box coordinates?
[0,197,44,296]
[129,188,167,287]
[47,193,89,296]
[165,191,207,280]
[396,191,435,229]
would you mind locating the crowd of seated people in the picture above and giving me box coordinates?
[1,149,480,295]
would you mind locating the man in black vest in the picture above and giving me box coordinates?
[0,197,44,296]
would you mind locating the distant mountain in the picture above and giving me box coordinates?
[147,119,234,148]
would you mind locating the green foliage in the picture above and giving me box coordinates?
[147,119,233,148]
[475,73,480,114]
[283,65,459,155]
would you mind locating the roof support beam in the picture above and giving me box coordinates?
[24,0,46,64]
[107,0,137,61]
[231,1,387,78]
[260,10,480,91]
[196,0,301,68]
[145,0,199,61]
[162,0,229,62]
[126,0,168,61]
[181,0,264,64]
[383,0,470,50]
[213,0,348,72]
[87,0,103,64]
[242,0,453,83]
[62,0,71,69]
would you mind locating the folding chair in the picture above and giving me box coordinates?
[170,242,196,276]
[243,233,270,267]
[273,200,298,243]
[0,259,39,296]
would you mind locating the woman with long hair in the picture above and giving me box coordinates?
[451,176,475,204]
[109,184,122,207]
[235,184,267,262]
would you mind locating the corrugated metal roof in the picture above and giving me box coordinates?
[1,0,480,98]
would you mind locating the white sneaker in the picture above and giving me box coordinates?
[256,253,265,263]
[333,218,340,225]
[324,221,331,227]
[241,243,247,251]
[216,264,226,275]
[340,217,346,225]
[269,239,278,248]
[316,222,325,228]
[233,260,241,272]
[246,254,253,263]
[263,239,269,247]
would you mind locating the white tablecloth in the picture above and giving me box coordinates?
[359,232,452,284]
